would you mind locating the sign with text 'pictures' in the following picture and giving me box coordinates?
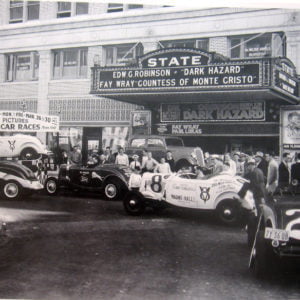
[161,101,265,122]
[0,111,59,132]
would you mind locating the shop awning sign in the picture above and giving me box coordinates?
[0,111,59,132]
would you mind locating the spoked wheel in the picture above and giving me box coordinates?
[123,192,145,216]
[45,178,58,196]
[216,199,239,225]
[1,181,22,200]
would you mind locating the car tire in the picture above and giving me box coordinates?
[20,147,39,160]
[45,178,58,196]
[123,192,145,216]
[216,199,239,225]
[1,180,23,200]
[253,231,277,279]
[103,179,123,200]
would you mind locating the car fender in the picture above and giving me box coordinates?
[0,173,35,189]
[19,141,45,155]
[102,174,128,188]
[261,205,276,228]
[214,191,240,209]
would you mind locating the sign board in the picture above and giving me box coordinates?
[93,63,261,93]
[130,110,151,135]
[161,101,265,122]
[91,48,262,94]
[274,58,299,98]
[281,106,300,153]
[0,111,59,132]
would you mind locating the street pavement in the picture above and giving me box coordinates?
[0,192,299,300]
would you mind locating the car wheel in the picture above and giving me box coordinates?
[216,199,239,225]
[123,192,145,216]
[45,178,58,196]
[104,179,123,200]
[20,148,39,160]
[1,181,22,200]
[253,231,277,279]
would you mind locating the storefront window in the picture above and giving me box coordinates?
[53,48,88,79]
[160,39,209,51]
[9,0,39,23]
[104,43,144,66]
[229,33,285,59]
[6,51,39,81]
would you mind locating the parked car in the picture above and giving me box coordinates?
[125,135,200,171]
[248,198,300,278]
[123,172,254,224]
[0,161,44,200]
[44,163,132,200]
[0,134,51,160]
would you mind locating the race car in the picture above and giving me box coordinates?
[123,172,254,224]
[44,163,132,200]
[248,198,300,278]
[0,161,44,200]
[0,134,51,160]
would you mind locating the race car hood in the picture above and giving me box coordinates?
[0,161,37,180]
[271,201,300,240]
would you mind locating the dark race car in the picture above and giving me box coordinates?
[0,161,44,200]
[248,198,300,278]
[45,163,132,200]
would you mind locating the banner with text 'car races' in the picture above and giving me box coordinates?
[0,111,59,132]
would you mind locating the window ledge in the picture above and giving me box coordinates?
[1,81,38,85]
[50,78,89,83]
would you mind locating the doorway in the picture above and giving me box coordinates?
[82,127,102,163]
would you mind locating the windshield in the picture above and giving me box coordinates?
[165,138,184,147]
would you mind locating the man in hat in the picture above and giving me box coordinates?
[238,158,267,209]
[254,151,268,183]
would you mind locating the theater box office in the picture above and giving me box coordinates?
[91,48,300,154]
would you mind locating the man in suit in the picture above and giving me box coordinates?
[278,152,291,194]
[291,153,300,186]
[254,151,268,183]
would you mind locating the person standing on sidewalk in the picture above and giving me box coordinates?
[265,152,279,196]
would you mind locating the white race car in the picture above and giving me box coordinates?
[0,134,51,160]
[123,172,255,224]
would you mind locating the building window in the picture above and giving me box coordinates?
[104,43,144,66]
[160,39,209,51]
[107,3,123,13]
[53,48,87,79]
[128,4,143,9]
[9,0,39,23]
[6,52,39,81]
[107,3,143,13]
[229,33,285,59]
[76,2,88,15]
[57,2,88,18]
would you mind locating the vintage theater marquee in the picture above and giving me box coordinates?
[91,48,264,93]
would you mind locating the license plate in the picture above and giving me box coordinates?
[264,227,289,242]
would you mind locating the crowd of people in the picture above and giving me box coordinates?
[56,144,300,196]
